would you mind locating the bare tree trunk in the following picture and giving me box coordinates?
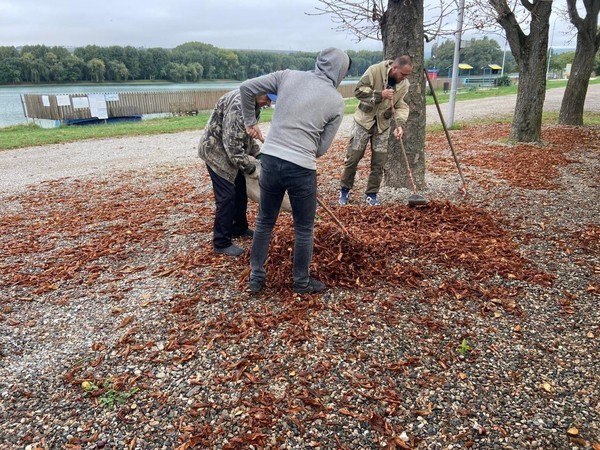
[382,0,426,190]
[490,0,552,143]
[559,0,600,126]
[510,39,548,142]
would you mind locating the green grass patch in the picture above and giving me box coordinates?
[542,110,600,126]
[0,108,276,151]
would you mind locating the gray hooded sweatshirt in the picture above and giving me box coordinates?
[239,47,350,170]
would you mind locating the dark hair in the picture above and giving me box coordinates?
[394,55,413,68]
[348,56,352,72]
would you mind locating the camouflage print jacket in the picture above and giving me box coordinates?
[198,89,261,183]
[354,60,410,134]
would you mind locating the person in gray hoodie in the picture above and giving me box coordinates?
[239,47,351,294]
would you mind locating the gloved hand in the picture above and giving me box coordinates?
[247,160,261,179]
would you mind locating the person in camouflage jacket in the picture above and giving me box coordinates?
[198,89,274,257]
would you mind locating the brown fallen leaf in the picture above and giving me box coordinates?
[569,436,587,446]
[117,316,134,328]
[387,436,413,450]
[413,405,432,416]
[338,407,362,418]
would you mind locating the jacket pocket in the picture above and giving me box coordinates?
[358,102,373,113]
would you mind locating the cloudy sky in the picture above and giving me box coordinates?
[0,0,574,52]
[0,0,383,51]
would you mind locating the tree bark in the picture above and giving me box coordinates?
[381,0,426,190]
[490,0,552,143]
[559,0,600,126]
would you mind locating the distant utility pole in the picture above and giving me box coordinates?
[501,38,507,76]
[546,17,557,78]
[447,0,465,128]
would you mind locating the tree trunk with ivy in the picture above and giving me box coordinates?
[381,0,426,190]
[559,0,600,126]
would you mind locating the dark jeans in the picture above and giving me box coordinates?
[206,164,249,249]
[250,154,317,288]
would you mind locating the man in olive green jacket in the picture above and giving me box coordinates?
[339,55,413,206]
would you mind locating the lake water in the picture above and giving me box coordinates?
[0,82,242,128]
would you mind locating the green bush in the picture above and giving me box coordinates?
[496,75,511,87]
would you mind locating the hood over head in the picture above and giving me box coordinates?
[314,47,351,88]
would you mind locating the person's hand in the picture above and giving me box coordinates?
[246,124,264,143]
[247,160,261,179]
[393,126,404,140]
[381,88,394,100]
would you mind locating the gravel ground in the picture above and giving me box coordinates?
[0,86,599,450]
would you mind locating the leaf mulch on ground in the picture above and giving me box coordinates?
[1,123,598,449]
[426,123,600,190]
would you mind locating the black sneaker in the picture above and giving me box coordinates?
[293,277,326,294]
[248,279,265,293]
[233,228,254,238]
[214,244,244,257]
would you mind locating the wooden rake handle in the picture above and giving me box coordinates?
[317,196,349,235]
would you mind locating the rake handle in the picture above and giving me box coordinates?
[423,68,467,193]
[388,100,419,194]
[398,138,419,194]
[317,196,349,235]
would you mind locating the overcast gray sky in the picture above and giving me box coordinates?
[0,0,574,52]
[0,0,383,52]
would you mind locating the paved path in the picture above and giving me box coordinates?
[425,83,600,125]
[1,84,599,195]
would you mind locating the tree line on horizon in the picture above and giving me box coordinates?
[0,39,582,86]
[0,41,384,85]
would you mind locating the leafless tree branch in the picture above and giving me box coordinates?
[311,0,500,44]
[308,0,386,42]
